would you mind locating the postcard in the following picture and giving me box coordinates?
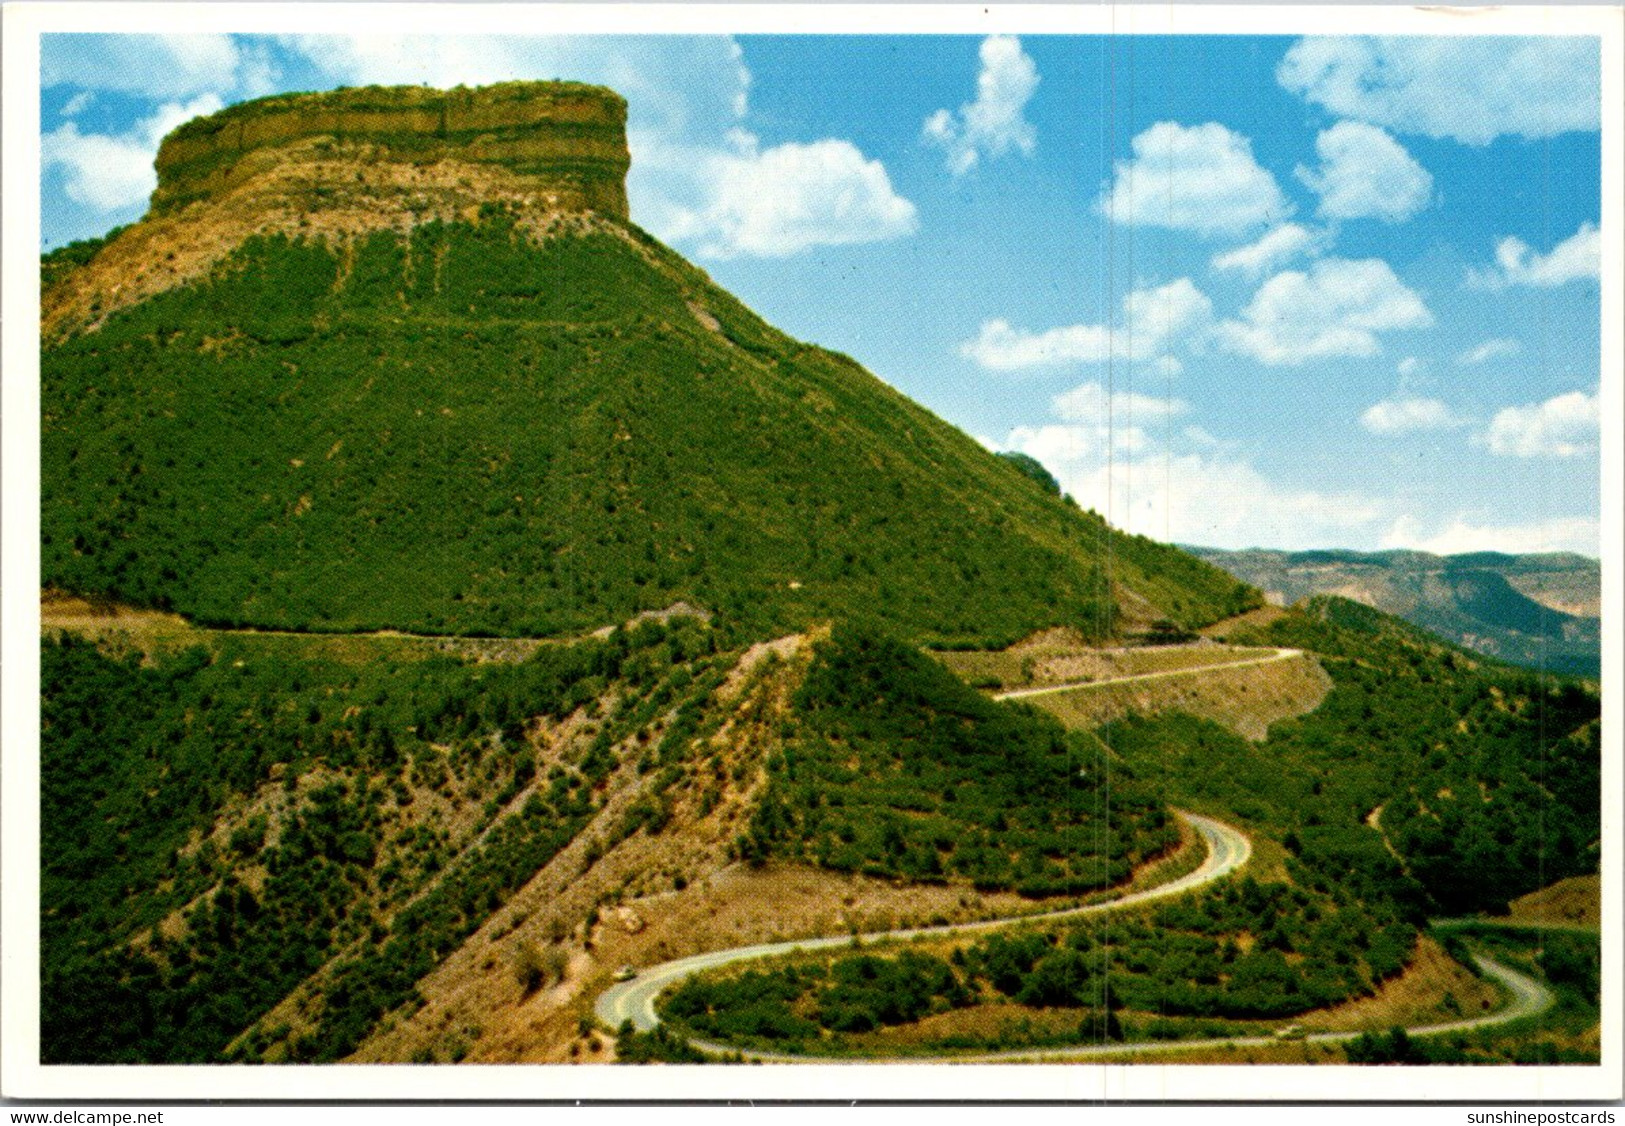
[3,2,1619,1104]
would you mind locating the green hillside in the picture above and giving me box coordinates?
[43,215,1254,646]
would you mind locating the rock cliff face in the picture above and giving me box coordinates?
[152,82,630,219]
[43,82,631,336]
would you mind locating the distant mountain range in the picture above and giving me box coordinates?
[1186,547,1601,677]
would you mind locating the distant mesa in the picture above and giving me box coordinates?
[1188,545,1601,678]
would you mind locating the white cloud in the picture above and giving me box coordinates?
[960,278,1211,372]
[43,34,247,99]
[1469,223,1601,290]
[1360,396,1463,435]
[42,94,223,213]
[923,35,1039,176]
[1211,223,1322,277]
[992,350,1405,550]
[1006,423,1157,466]
[1123,278,1214,350]
[1217,257,1433,366]
[1099,122,1290,237]
[678,138,917,259]
[1296,121,1431,222]
[1001,383,1384,550]
[1396,356,1423,378]
[60,91,94,117]
[1458,338,1521,366]
[1278,37,1601,145]
[963,320,1114,371]
[1002,385,1190,492]
[1382,514,1599,557]
[1482,390,1599,458]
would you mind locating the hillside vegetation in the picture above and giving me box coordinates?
[658,596,1600,1061]
[41,616,1192,1063]
[745,627,1177,896]
[41,620,726,1063]
[659,875,1417,1056]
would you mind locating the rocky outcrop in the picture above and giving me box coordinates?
[152,82,630,219]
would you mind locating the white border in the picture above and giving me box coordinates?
[3,3,1621,1103]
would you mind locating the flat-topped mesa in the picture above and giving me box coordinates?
[152,81,631,220]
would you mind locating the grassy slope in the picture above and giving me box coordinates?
[42,216,1255,647]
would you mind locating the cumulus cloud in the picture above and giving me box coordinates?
[42,94,223,213]
[43,33,251,99]
[998,381,1384,550]
[1482,390,1599,458]
[960,278,1211,372]
[1458,338,1521,366]
[275,34,913,261]
[999,385,1190,481]
[1382,514,1599,557]
[962,321,1114,372]
[1360,396,1463,435]
[1053,382,1188,427]
[1296,121,1431,222]
[1278,37,1601,145]
[675,137,917,259]
[1217,258,1433,365]
[1099,122,1290,237]
[1006,439,1387,550]
[923,35,1039,175]
[1469,223,1601,290]
[1005,423,1157,467]
[1211,223,1323,277]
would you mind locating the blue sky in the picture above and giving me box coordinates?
[40,32,1604,555]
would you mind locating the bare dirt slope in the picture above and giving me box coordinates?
[939,633,1330,742]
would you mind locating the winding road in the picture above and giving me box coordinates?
[992,648,1304,702]
[591,809,1557,1063]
